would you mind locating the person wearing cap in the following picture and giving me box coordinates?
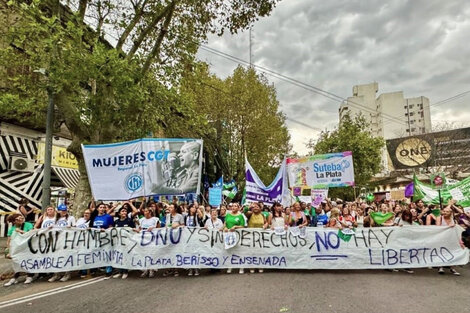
[48,204,76,282]
[3,214,34,286]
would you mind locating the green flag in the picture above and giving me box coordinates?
[369,212,394,225]
[413,174,470,207]
[337,229,354,242]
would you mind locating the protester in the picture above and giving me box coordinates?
[270,202,288,230]
[289,202,308,227]
[339,207,356,228]
[4,214,34,286]
[436,207,460,276]
[205,208,224,230]
[163,204,184,277]
[17,198,36,222]
[138,206,160,278]
[219,205,227,223]
[224,202,246,274]
[47,204,75,282]
[35,205,56,229]
[91,202,114,278]
[113,207,137,279]
[326,208,342,229]
[76,209,91,229]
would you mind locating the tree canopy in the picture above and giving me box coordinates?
[0,0,281,210]
[181,63,291,192]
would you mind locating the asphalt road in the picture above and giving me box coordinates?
[1,266,469,313]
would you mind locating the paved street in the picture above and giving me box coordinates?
[1,266,469,313]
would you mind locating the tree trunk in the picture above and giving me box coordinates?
[73,158,92,218]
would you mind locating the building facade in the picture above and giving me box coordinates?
[339,82,432,139]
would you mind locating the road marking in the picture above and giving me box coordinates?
[0,277,107,309]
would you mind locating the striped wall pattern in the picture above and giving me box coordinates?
[0,134,44,214]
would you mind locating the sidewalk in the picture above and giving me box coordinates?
[0,237,13,278]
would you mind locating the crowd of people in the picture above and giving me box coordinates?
[4,196,469,286]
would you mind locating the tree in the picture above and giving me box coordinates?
[181,64,291,192]
[0,0,280,212]
[306,114,385,200]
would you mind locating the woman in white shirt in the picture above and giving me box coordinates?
[138,207,159,278]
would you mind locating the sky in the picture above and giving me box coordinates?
[196,0,470,156]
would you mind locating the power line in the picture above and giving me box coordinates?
[199,45,409,127]
[196,80,323,132]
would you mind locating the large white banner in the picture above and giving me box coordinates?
[82,138,203,200]
[10,227,468,272]
[287,151,355,188]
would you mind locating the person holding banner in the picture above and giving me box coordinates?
[436,207,460,276]
[90,203,114,278]
[289,202,308,228]
[138,206,160,278]
[205,208,224,230]
[48,204,75,282]
[113,207,137,279]
[224,203,246,274]
[3,214,34,286]
[271,202,288,230]
[34,206,56,229]
[163,204,184,277]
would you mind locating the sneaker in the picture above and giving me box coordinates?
[450,269,460,276]
[113,273,122,279]
[163,270,173,277]
[60,273,71,282]
[24,276,33,284]
[259,269,264,273]
[392,269,399,272]
[4,278,17,287]
[194,269,200,276]
[188,269,194,276]
[404,269,414,274]
[438,267,445,274]
[250,269,255,274]
[239,268,244,274]
[140,270,149,278]
[174,271,179,277]
[48,274,60,282]
[80,274,87,279]
[226,268,232,274]
[122,273,128,279]
[149,270,155,278]
[103,275,111,280]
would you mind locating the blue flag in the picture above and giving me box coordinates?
[213,176,223,188]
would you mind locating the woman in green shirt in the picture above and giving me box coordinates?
[223,203,246,274]
[4,213,34,286]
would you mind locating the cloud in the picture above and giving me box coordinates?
[197,0,470,155]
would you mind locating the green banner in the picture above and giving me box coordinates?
[413,174,470,207]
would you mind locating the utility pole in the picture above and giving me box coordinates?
[41,85,54,210]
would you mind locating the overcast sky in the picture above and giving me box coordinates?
[197,0,470,155]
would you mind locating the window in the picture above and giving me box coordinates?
[409,104,414,109]
[406,129,410,133]
[405,113,408,116]
[410,120,415,124]
[411,128,416,132]
[409,112,414,116]
[404,105,408,109]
